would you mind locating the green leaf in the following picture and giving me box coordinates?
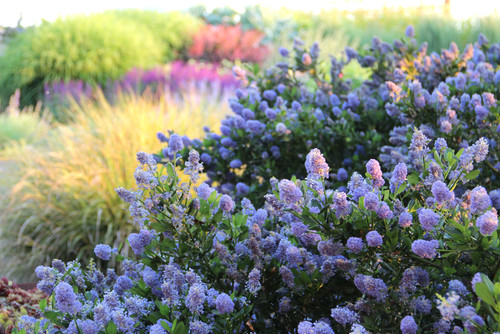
[42,319,50,330]
[481,237,491,249]
[465,170,480,180]
[151,222,168,232]
[396,182,408,196]
[39,298,47,312]
[443,266,457,275]
[272,190,280,200]
[173,322,188,334]
[213,210,223,223]
[475,282,496,307]
[219,222,230,231]
[382,189,390,201]
[494,282,500,296]
[208,190,218,203]
[407,174,419,185]
[166,163,176,178]
[434,150,443,168]
[446,150,453,164]
[233,214,248,228]
[358,196,365,210]
[160,319,172,331]
[106,321,118,334]
[481,274,496,292]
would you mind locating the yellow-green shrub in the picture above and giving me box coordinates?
[104,10,203,62]
[0,89,228,281]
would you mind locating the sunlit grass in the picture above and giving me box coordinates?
[0,89,229,281]
[0,91,51,149]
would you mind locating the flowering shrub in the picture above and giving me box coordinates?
[378,36,499,190]
[188,24,270,64]
[16,132,500,333]
[183,38,390,205]
[10,26,500,334]
[182,27,500,206]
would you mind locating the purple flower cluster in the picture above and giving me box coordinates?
[366,231,383,247]
[354,274,388,301]
[297,321,334,334]
[476,210,498,235]
[305,148,330,179]
[128,229,155,255]
[411,239,439,259]
[330,306,359,326]
[418,208,441,231]
[55,282,82,315]
[400,316,418,334]
[366,159,385,188]
[347,237,364,254]
[279,179,303,206]
[431,181,453,205]
[94,244,112,261]
[470,186,492,214]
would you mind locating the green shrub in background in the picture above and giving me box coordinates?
[0,13,163,107]
[104,10,202,62]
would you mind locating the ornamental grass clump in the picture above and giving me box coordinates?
[17,133,500,333]
[0,90,228,282]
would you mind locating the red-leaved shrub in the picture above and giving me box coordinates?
[188,24,270,64]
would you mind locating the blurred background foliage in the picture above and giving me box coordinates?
[1,5,500,109]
